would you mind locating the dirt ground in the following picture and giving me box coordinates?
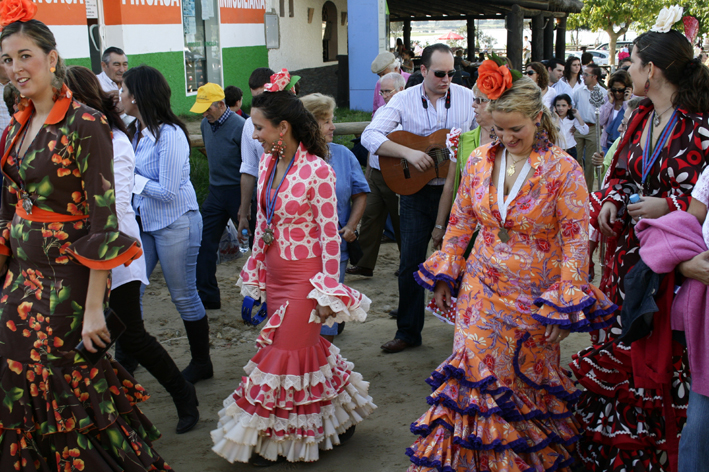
[134,241,597,472]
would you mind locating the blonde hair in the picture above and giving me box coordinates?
[300,93,336,122]
[488,77,558,145]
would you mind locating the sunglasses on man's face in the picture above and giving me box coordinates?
[433,70,456,78]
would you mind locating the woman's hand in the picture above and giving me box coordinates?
[339,226,357,243]
[591,151,604,167]
[598,201,619,237]
[627,196,669,221]
[607,89,615,104]
[545,324,571,344]
[434,280,452,311]
[431,227,445,250]
[678,250,709,285]
[315,304,335,323]
[81,307,111,353]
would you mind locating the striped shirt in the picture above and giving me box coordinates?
[239,117,263,178]
[361,83,475,185]
[131,123,199,232]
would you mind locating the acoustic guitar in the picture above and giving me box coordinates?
[378,129,451,195]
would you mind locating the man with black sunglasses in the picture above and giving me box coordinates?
[362,43,475,354]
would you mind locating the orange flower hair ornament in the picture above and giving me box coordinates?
[476,53,523,101]
[0,0,37,28]
[263,68,301,94]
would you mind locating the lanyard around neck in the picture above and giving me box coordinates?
[641,109,678,184]
[497,149,532,225]
[265,155,295,226]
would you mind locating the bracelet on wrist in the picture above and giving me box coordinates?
[434,224,444,230]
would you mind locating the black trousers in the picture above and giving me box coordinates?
[110,281,184,395]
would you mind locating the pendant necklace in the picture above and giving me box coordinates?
[496,149,532,243]
[263,153,295,245]
[506,153,527,176]
[15,111,36,214]
[653,105,674,127]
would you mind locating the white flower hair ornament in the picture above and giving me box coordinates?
[651,5,683,33]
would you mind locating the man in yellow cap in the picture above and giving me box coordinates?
[192,83,246,312]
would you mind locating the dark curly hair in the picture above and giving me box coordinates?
[634,30,709,113]
[251,90,328,158]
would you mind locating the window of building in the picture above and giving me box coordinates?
[182,0,222,94]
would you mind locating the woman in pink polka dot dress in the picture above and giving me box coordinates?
[210,71,375,466]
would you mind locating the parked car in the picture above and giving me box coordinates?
[595,41,634,52]
[565,50,610,66]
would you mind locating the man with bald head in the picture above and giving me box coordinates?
[348,72,406,278]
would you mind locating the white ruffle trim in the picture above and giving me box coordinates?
[307,289,371,327]
[236,278,265,302]
[243,351,346,391]
[210,358,376,463]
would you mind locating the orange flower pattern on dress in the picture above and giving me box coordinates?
[477,60,513,100]
[0,89,167,471]
[407,143,615,471]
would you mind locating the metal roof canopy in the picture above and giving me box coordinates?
[387,0,582,21]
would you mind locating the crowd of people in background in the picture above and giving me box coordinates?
[2,2,709,471]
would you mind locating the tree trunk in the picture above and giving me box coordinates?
[605,25,628,66]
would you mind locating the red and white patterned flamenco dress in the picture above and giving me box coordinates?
[210,144,375,463]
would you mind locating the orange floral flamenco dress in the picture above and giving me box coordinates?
[0,88,172,471]
[407,142,616,471]
[210,144,375,463]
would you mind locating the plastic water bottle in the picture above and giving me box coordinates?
[239,229,250,254]
[629,194,641,204]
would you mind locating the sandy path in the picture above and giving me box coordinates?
[135,242,595,471]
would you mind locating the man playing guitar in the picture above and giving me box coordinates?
[361,43,475,353]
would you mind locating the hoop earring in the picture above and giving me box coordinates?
[644,79,650,95]
[532,122,550,154]
[270,132,285,158]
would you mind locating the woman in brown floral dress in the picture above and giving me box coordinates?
[0,12,173,472]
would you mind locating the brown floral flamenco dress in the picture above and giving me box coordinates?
[0,87,172,471]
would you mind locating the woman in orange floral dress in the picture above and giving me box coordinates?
[0,10,172,472]
[406,67,616,471]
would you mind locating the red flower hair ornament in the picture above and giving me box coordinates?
[476,53,523,101]
[263,68,301,94]
[0,0,37,28]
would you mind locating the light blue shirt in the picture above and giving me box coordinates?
[328,143,370,261]
[131,123,199,232]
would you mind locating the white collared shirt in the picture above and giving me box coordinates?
[97,71,119,92]
[573,84,608,124]
[362,83,475,185]
[239,117,263,178]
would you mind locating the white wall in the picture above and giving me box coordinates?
[266,0,348,71]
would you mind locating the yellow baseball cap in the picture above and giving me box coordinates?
[190,83,225,113]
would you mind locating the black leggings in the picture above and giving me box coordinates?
[109,281,185,396]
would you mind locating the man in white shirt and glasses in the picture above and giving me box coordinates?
[573,64,607,189]
[362,43,475,353]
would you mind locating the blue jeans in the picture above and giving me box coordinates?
[679,388,709,472]
[396,185,443,346]
[196,184,241,305]
[141,210,206,322]
[320,259,348,336]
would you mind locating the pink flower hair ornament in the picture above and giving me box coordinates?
[263,68,301,94]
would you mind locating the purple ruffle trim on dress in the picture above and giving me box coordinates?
[415,264,461,298]
[532,296,618,333]
[404,451,472,472]
[512,333,581,404]
[426,365,495,390]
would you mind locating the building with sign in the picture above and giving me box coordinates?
[34,0,267,115]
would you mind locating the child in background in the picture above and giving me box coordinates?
[553,93,588,161]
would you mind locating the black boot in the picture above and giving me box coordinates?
[172,380,200,434]
[181,316,214,384]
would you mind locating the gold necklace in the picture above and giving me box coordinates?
[507,154,528,176]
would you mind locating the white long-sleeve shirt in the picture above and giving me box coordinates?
[556,115,589,150]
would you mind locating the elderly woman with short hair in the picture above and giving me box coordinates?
[300,93,370,342]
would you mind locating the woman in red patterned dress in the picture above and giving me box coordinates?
[571,26,709,472]
[210,70,375,466]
